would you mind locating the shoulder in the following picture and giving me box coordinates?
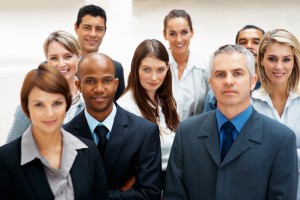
[112,59,123,69]
[180,111,215,130]
[117,92,141,115]
[0,138,21,163]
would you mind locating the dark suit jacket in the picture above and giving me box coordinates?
[164,108,298,200]
[0,136,108,200]
[64,104,162,200]
[112,60,125,101]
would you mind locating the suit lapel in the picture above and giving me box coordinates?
[200,112,222,166]
[103,106,128,176]
[221,109,263,167]
[22,159,54,199]
[74,111,94,140]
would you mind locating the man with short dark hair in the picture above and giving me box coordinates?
[74,4,125,100]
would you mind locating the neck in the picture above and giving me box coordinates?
[31,127,62,152]
[218,101,250,120]
[68,79,78,97]
[172,50,189,65]
[88,102,113,122]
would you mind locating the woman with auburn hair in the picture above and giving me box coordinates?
[0,64,108,199]
[117,39,180,186]
[252,29,300,198]
[163,9,209,121]
[7,30,84,143]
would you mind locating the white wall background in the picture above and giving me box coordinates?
[1,0,299,145]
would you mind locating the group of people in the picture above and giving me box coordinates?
[0,3,300,200]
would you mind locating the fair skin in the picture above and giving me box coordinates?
[261,42,294,116]
[237,29,264,59]
[209,53,257,120]
[28,87,67,169]
[138,56,169,103]
[47,41,79,97]
[75,15,106,56]
[164,17,193,80]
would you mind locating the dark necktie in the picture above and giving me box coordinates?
[94,125,108,158]
[221,121,235,161]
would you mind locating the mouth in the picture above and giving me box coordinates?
[148,82,158,87]
[43,120,56,126]
[92,96,107,103]
[223,90,237,95]
[86,39,99,46]
[58,68,70,75]
[175,43,185,48]
[273,72,285,78]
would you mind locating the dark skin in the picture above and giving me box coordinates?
[76,53,135,190]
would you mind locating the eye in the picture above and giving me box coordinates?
[215,72,225,78]
[96,27,104,32]
[182,30,189,35]
[104,78,113,84]
[158,67,166,73]
[234,71,243,77]
[142,68,151,72]
[268,57,277,62]
[169,32,176,37]
[283,57,291,62]
[65,55,73,60]
[49,57,57,61]
[239,41,246,45]
[34,103,43,108]
[83,26,90,30]
[53,101,62,106]
[85,79,95,84]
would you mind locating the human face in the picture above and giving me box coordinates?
[75,15,106,56]
[47,41,79,83]
[138,56,169,99]
[261,42,294,88]
[209,53,257,116]
[164,17,193,56]
[76,57,118,121]
[28,87,66,136]
[237,29,264,59]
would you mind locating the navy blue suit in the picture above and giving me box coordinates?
[64,104,162,199]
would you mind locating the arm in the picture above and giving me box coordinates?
[113,61,125,101]
[163,124,188,200]
[6,105,31,143]
[268,131,298,199]
[0,149,16,199]
[109,124,162,200]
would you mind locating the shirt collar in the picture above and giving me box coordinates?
[21,126,87,166]
[216,105,253,132]
[85,103,117,133]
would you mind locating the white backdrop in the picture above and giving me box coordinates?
[1,0,299,145]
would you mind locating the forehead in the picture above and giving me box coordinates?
[80,58,114,77]
[28,87,64,101]
[238,29,263,40]
[264,42,293,55]
[80,15,105,26]
[212,53,249,72]
[140,57,167,68]
[47,41,69,55]
[166,17,190,31]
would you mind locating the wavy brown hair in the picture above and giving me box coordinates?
[125,39,179,131]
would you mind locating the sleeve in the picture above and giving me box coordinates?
[109,124,162,200]
[163,124,188,200]
[268,130,298,199]
[6,105,31,143]
[0,149,16,199]
[114,61,125,101]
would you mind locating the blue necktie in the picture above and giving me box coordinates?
[221,121,235,161]
[94,126,108,158]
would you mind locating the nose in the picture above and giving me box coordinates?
[150,72,158,81]
[93,82,105,92]
[58,58,66,67]
[224,74,234,86]
[45,106,54,117]
[275,60,284,69]
[176,34,182,42]
[89,28,96,37]
[245,41,253,50]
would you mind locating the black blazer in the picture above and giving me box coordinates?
[0,136,108,200]
[64,104,162,200]
[112,60,125,101]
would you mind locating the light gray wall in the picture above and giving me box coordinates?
[1,0,299,145]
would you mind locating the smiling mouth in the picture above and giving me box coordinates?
[92,96,107,102]
[273,72,285,78]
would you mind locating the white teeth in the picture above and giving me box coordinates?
[176,44,184,47]
[273,72,284,77]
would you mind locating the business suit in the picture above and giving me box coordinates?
[164,108,298,200]
[64,104,162,200]
[112,60,125,101]
[0,135,108,200]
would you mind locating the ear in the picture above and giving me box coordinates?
[114,78,119,92]
[75,80,81,92]
[250,74,258,91]
[74,23,79,34]
[163,30,168,40]
[208,78,213,92]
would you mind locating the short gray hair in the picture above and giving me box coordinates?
[208,44,255,78]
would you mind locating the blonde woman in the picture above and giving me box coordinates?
[7,31,84,143]
[252,29,300,198]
